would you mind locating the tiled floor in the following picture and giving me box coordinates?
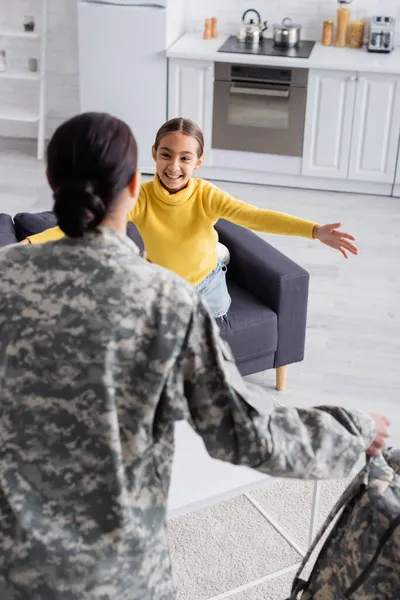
[1,137,399,599]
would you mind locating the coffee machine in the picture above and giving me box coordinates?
[368,16,395,53]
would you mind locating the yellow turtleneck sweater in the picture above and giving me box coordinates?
[27,176,316,285]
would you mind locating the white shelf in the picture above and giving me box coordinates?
[0,0,47,159]
[0,69,40,81]
[0,107,40,123]
[0,29,40,40]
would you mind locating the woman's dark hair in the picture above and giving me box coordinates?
[47,112,138,238]
[154,117,204,158]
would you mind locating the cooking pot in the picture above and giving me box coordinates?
[237,9,268,45]
[272,17,302,48]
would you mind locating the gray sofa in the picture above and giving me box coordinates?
[0,211,310,390]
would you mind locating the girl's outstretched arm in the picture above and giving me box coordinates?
[202,180,358,258]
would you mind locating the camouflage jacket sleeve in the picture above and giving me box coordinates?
[165,298,376,480]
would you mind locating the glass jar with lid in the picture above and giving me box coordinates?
[0,50,7,72]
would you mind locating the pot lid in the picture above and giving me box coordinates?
[274,17,302,30]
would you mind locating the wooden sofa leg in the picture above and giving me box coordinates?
[276,366,288,391]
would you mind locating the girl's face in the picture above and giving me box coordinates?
[152,132,203,193]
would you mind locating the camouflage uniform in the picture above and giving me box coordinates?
[0,227,376,600]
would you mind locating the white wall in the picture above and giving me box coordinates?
[1,0,400,140]
[167,0,186,49]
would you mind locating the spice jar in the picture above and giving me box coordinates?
[322,19,334,46]
[203,18,212,40]
[0,50,6,73]
[211,17,218,39]
[349,20,365,49]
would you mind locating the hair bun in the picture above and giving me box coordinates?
[53,180,106,238]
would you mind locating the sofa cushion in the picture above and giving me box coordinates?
[219,281,278,365]
[0,214,18,247]
[14,211,56,241]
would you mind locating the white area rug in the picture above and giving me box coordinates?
[168,473,355,599]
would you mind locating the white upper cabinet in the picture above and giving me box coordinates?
[168,58,214,165]
[302,70,357,179]
[348,73,400,183]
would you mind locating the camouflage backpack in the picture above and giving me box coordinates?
[288,448,400,600]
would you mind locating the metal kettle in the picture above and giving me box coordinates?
[237,9,268,44]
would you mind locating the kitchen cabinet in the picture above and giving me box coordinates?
[348,73,400,183]
[303,69,400,184]
[393,139,400,197]
[302,70,357,179]
[168,58,214,165]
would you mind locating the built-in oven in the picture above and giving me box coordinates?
[212,62,308,157]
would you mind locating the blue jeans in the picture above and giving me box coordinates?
[196,261,231,318]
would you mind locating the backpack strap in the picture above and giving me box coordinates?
[288,462,370,599]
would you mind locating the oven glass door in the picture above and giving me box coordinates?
[212,80,306,157]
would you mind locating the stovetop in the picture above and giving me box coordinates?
[218,36,316,59]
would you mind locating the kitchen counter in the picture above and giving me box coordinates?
[167,33,400,74]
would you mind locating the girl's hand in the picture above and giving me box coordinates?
[313,223,358,259]
[366,413,391,457]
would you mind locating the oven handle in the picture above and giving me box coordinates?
[229,85,290,98]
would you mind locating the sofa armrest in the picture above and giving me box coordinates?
[215,219,310,368]
[0,214,18,247]
[14,211,56,241]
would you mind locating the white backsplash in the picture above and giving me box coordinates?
[186,0,400,42]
